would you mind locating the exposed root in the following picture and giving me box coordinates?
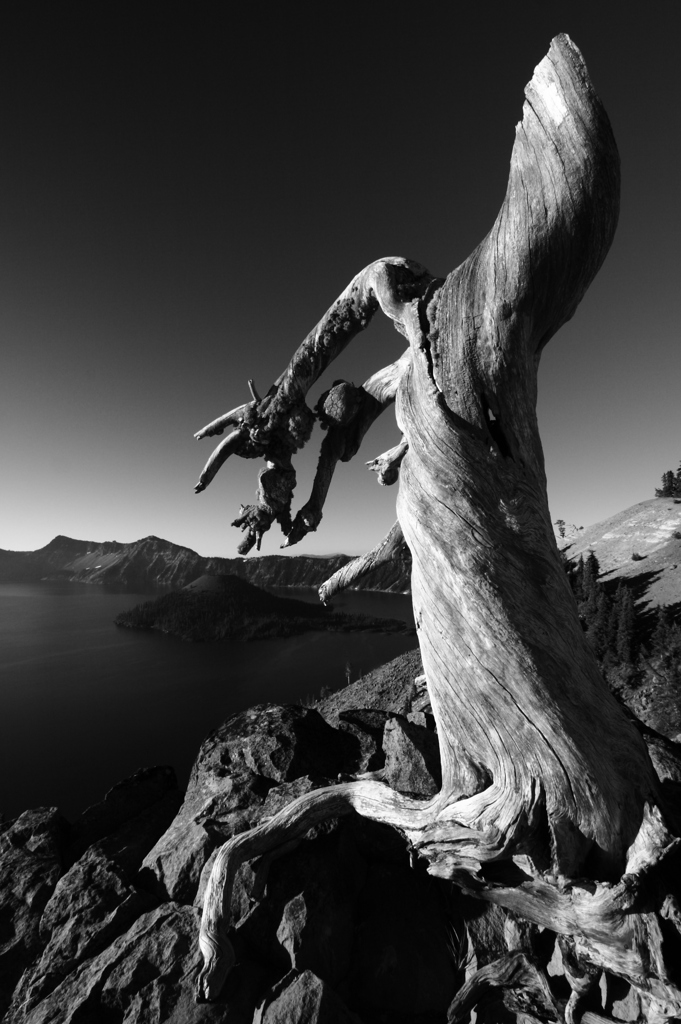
[446,951,559,1022]
[196,779,444,1001]
[195,784,681,1013]
[560,936,600,1024]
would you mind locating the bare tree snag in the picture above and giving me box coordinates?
[194,35,681,1017]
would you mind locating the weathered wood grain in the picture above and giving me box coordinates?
[194,34,681,1018]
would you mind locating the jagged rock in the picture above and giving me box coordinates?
[344,861,459,1015]
[141,706,354,905]
[236,819,366,983]
[407,709,435,730]
[8,903,267,1023]
[639,734,681,832]
[69,765,180,861]
[255,969,360,1024]
[204,705,355,783]
[5,847,157,1018]
[382,716,441,797]
[643,733,681,784]
[317,649,422,726]
[92,788,184,875]
[140,768,271,906]
[335,709,390,773]
[274,828,365,986]
[0,807,68,1015]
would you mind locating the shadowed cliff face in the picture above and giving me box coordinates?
[0,535,411,593]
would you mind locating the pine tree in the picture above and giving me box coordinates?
[585,550,600,579]
[616,587,636,664]
[580,552,600,622]
[606,584,624,659]
[652,606,673,658]
[656,470,678,498]
[586,590,611,659]
[572,555,585,603]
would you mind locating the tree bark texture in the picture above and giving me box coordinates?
[194,35,681,1017]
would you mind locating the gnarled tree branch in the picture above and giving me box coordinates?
[194,260,439,549]
[318,520,409,604]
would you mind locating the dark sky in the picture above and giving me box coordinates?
[1,3,679,557]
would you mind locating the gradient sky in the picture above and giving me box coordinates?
[1,3,679,558]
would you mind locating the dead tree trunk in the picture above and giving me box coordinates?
[193,35,681,1017]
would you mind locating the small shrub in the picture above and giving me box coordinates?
[673,531,681,540]
[631,552,646,561]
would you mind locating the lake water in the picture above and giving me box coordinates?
[0,582,416,820]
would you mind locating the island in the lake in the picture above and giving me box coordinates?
[114,573,415,642]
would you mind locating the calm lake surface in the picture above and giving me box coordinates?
[0,582,416,819]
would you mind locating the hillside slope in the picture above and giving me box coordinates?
[558,498,681,609]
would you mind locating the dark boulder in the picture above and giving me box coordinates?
[8,903,268,1023]
[5,847,157,1018]
[382,716,442,797]
[256,969,360,1024]
[344,862,459,1016]
[335,709,391,773]
[141,705,354,905]
[317,649,422,726]
[69,765,180,861]
[236,819,366,984]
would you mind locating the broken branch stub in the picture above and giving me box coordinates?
[194,34,681,1017]
[318,520,409,604]
[193,261,437,550]
[366,437,409,486]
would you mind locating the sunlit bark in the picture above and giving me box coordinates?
[194,35,681,1017]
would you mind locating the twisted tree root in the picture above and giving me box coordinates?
[196,779,445,1001]
[196,773,681,1014]
[446,951,559,1023]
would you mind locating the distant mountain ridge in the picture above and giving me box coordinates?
[0,534,410,594]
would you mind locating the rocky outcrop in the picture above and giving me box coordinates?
[0,766,182,1021]
[382,716,441,798]
[0,535,410,593]
[139,706,355,906]
[3,651,677,1022]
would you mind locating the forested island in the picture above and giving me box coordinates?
[114,573,414,642]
